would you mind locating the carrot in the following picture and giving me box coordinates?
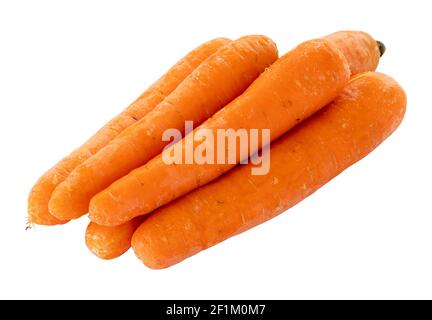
[89,37,351,227]
[49,35,279,220]
[131,72,407,269]
[28,37,230,226]
[85,216,145,260]
[83,31,383,254]
[324,31,383,75]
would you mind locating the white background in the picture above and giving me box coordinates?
[1,0,431,299]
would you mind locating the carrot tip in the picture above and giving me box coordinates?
[25,216,34,231]
[377,41,386,57]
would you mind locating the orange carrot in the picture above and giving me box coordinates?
[49,35,279,220]
[84,31,383,254]
[28,38,229,225]
[89,38,351,226]
[131,72,407,269]
[85,216,145,260]
[324,31,382,75]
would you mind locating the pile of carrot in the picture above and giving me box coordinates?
[29,31,406,268]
